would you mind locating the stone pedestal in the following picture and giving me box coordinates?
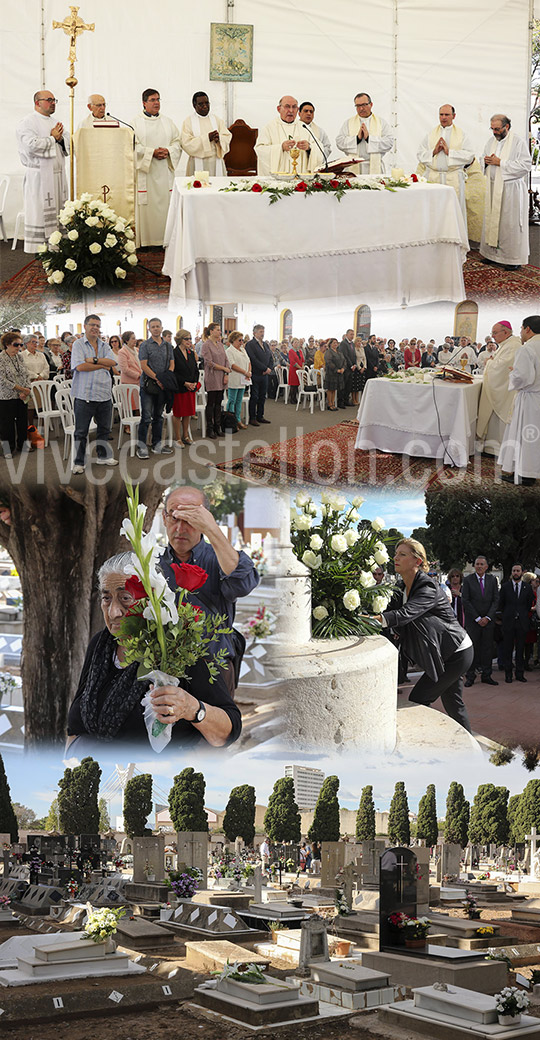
[362,950,508,993]
[382,983,540,1039]
[132,835,165,884]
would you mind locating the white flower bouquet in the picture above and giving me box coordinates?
[83,904,126,943]
[494,986,530,1017]
[38,193,137,296]
[290,491,396,638]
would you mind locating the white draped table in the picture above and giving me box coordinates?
[354,375,483,467]
[162,177,468,308]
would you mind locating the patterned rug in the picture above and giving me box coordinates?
[2,248,540,306]
[216,419,517,491]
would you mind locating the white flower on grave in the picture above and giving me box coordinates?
[351,495,364,508]
[48,230,62,246]
[302,550,322,570]
[89,242,102,254]
[127,254,138,265]
[294,491,311,508]
[313,605,328,620]
[372,594,389,614]
[371,517,385,532]
[65,258,77,271]
[115,267,127,279]
[67,229,79,241]
[343,589,360,611]
[294,514,312,532]
[82,276,97,288]
[345,529,360,547]
[310,534,323,551]
[374,549,389,565]
[51,269,65,283]
[330,534,348,554]
[105,234,117,248]
[124,240,136,254]
[85,216,100,227]
[359,570,376,588]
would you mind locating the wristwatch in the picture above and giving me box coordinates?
[92,357,98,365]
[190,699,206,724]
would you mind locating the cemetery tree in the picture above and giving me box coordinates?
[123,774,153,838]
[223,784,256,845]
[263,777,301,844]
[308,775,340,842]
[11,802,37,830]
[45,798,60,832]
[356,784,376,840]
[98,797,110,833]
[508,794,522,844]
[57,757,101,835]
[444,782,470,847]
[0,477,163,745]
[168,767,208,832]
[388,781,410,845]
[512,780,540,843]
[416,784,439,847]
[469,784,509,846]
[0,755,18,841]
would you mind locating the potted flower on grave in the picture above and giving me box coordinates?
[494,986,530,1026]
[269,920,288,943]
[166,867,201,903]
[396,914,431,948]
[476,926,494,937]
[387,910,410,944]
[82,905,126,954]
[463,891,481,919]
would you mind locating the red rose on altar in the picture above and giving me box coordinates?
[345,180,352,188]
[251,183,263,192]
[410,174,418,183]
[192,180,202,188]
[295,181,307,192]
[171,562,208,592]
[313,181,324,189]
[330,179,339,189]
[125,575,147,601]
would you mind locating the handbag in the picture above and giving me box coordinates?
[143,374,160,395]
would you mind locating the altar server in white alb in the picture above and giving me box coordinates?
[181,92,232,176]
[336,93,393,173]
[499,315,540,486]
[480,114,531,270]
[255,96,321,176]
[417,104,474,223]
[298,102,332,168]
[133,88,182,247]
[16,90,69,253]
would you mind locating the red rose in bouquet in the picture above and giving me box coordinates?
[171,562,208,592]
[251,183,263,192]
[192,180,202,188]
[125,575,147,601]
[295,181,307,192]
[410,173,418,183]
[330,179,340,189]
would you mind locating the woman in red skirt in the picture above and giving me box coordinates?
[288,338,305,404]
[172,329,200,446]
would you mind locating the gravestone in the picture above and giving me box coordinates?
[253,865,262,904]
[415,846,430,914]
[176,832,208,889]
[359,840,386,888]
[436,843,461,882]
[339,860,362,912]
[133,835,165,884]
[320,842,361,889]
[379,846,418,951]
[298,915,329,969]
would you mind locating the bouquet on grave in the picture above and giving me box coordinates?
[83,904,126,943]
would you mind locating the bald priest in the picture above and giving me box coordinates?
[256,95,321,176]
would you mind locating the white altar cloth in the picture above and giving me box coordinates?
[162,177,468,308]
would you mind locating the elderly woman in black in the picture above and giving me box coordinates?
[373,538,473,731]
[66,552,241,752]
[323,338,345,411]
[0,332,31,459]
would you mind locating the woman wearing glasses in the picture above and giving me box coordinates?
[0,332,31,459]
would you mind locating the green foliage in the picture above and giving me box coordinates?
[417,784,439,847]
[57,757,101,835]
[425,488,540,578]
[263,778,301,844]
[11,803,37,830]
[388,782,410,846]
[308,776,340,842]
[356,785,376,840]
[0,756,18,842]
[168,768,208,833]
[117,598,230,680]
[202,479,246,524]
[223,785,256,845]
[469,784,509,846]
[489,748,515,767]
[45,798,60,832]
[444,782,470,847]
[507,794,522,845]
[0,303,48,336]
[123,775,153,838]
[98,797,110,833]
[409,527,436,562]
[510,780,540,843]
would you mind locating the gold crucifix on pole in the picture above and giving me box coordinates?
[52,6,95,200]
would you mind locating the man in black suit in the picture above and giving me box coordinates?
[245,324,274,427]
[461,556,499,687]
[364,334,380,380]
[497,563,535,682]
[338,328,356,407]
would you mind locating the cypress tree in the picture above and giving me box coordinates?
[444,782,470,847]
[469,784,509,846]
[388,781,410,845]
[308,776,340,842]
[168,767,208,832]
[416,784,438,847]
[512,780,540,843]
[0,755,18,842]
[57,757,101,834]
[356,785,376,840]
[223,785,256,845]
[123,774,153,838]
[263,778,301,844]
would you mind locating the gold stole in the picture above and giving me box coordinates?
[348,113,382,173]
[484,132,513,248]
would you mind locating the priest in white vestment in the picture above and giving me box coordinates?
[16,90,69,253]
[499,316,540,484]
[480,114,531,270]
[417,104,474,223]
[255,96,321,176]
[477,321,522,456]
[181,92,232,176]
[133,88,181,247]
[77,94,107,129]
[335,93,393,173]
[298,101,332,168]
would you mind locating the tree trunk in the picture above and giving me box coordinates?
[0,478,163,746]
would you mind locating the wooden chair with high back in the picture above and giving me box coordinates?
[224,120,258,176]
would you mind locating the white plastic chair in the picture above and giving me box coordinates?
[30,380,60,446]
[11,211,25,250]
[275,365,290,403]
[113,384,140,457]
[296,368,325,413]
[0,177,9,243]
[55,387,75,460]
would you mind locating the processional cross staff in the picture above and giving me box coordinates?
[52,6,95,200]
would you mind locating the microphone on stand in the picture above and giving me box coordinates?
[302,123,329,170]
[106,112,135,131]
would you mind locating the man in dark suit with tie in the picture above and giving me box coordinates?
[245,324,274,427]
[461,556,499,687]
[497,563,535,682]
